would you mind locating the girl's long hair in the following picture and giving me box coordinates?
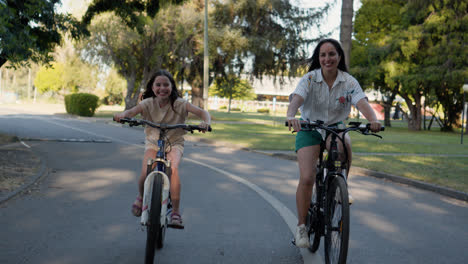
[142,69,181,112]
[308,38,348,73]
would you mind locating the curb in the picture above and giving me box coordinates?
[0,148,48,205]
[248,149,468,203]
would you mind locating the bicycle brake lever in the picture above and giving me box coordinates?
[365,132,382,139]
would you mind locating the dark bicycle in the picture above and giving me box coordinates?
[287,120,383,264]
[118,117,211,264]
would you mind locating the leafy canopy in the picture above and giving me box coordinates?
[0,0,85,68]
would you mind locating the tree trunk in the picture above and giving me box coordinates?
[190,80,204,108]
[382,89,397,127]
[401,92,423,131]
[124,74,139,110]
[340,0,354,70]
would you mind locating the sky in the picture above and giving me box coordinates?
[296,0,362,40]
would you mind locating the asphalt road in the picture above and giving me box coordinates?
[1,108,467,264]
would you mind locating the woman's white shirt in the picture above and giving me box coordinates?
[290,69,366,126]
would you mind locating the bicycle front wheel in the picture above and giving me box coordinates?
[145,174,164,264]
[324,176,350,264]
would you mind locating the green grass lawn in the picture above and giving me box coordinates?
[188,110,468,193]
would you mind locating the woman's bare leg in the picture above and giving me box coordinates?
[296,145,320,225]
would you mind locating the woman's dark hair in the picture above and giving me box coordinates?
[308,38,348,73]
[142,69,181,111]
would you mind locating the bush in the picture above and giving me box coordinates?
[231,107,241,111]
[219,105,227,110]
[65,93,100,117]
[257,108,270,114]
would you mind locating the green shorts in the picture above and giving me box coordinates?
[295,130,323,152]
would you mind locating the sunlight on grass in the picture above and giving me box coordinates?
[353,156,468,193]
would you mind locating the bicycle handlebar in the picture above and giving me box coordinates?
[284,120,384,138]
[116,117,212,132]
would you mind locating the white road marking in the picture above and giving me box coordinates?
[185,158,323,263]
[20,141,31,148]
[21,116,324,263]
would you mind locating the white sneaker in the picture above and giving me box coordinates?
[294,224,310,248]
[348,193,354,205]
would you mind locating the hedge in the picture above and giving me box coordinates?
[65,93,99,117]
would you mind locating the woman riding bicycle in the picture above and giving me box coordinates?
[114,69,211,229]
[286,38,382,248]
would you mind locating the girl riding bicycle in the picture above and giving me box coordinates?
[114,69,211,229]
[286,39,382,248]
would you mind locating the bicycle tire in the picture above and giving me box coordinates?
[308,184,321,252]
[324,176,350,264]
[145,174,164,264]
[156,200,167,249]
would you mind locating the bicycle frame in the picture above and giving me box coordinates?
[312,132,348,231]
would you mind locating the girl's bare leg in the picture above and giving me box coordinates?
[166,148,183,214]
[138,149,158,197]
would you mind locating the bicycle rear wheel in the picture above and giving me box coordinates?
[145,174,164,264]
[307,184,321,252]
[324,176,350,264]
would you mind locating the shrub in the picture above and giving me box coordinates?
[65,93,100,117]
[231,107,241,111]
[219,105,227,110]
[257,108,270,114]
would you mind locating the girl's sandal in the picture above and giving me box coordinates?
[168,212,184,229]
[131,196,143,217]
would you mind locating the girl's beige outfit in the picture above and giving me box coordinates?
[139,97,188,153]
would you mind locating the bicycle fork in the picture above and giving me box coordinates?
[141,158,171,226]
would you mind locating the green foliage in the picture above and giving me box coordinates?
[34,63,66,95]
[83,0,185,33]
[102,69,126,105]
[210,0,330,79]
[61,52,99,93]
[257,108,270,114]
[0,0,86,68]
[209,75,255,101]
[65,93,100,117]
[33,55,98,96]
[353,0,468,131]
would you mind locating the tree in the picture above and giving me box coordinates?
[178,0,330,107]
[352,0,405,127]
[81,0,329,109]
[209,75,255,112]
[353,0,467,131]
[81,0,188,109]
[0,0,85,68]
[340,0,353,70]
